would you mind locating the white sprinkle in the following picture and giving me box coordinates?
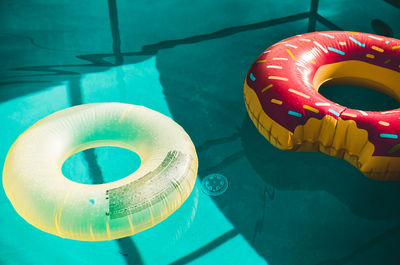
[358,110,368,116]
[315,102,330,106]
[341,112,357,118]
[368,35,383,41]
[267,65,283,69]
[381,110,400,114]
[313,41,328,53]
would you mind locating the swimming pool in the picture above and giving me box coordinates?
[1,0,400,264]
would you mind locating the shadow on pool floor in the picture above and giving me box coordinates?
[2,3,400,263]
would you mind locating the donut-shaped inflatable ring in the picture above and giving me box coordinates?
[3,103,198,241]
[244,31,400,180]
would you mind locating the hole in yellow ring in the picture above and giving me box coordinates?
[62,146,141,185]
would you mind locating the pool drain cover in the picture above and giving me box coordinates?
[201,173,228,196]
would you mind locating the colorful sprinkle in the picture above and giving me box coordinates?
[318,32,334,38]
[309,60,316,65]
[349,36,365,47]
[273,41,287,46]
[379,121,390,126]
[392,46,400,50]
[272,57,288,61]
[381,110,400,114]
[384,59,391,64]
[299,38,311,42]
[371,45,384,53]
[271,99,283,105]
[256,59,267,63]
[380,133,398,139]
[303,105,319,113]
[339,42,346,45]
[341,112,357,118]
[286,49,296,60]
[268,76,288,81]
[358,110,368,116]
[263,50,271,53]
[313,41,328,53]
[368,35,383,41]
[315,102,330,106]
[328,109,340,117]
[250,73,256,81]
[388,144,400,154]
[327,47,345,55]
[262,84,273,92]
[366,54,375,59]
[288,88,310,99]
[285,44,298,49]
[288,110,302,117]
[385,40,390,44]
[271,98,282,105]
[267,65,283,69]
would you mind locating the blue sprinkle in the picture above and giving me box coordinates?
[380,133,398,139]
[385,40,390,44]
[318,32,335,39]
[349,36,365,47]
[288,111,302,117]
[285,44,298,49]
[250,73,256,81]
[327,47,345,55]
[329,109,340,117]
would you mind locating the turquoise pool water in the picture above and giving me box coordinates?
[1,0,400,264]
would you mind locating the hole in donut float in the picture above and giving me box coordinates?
[319,84,399,111]
[313,60,400,111]
[62,146,141,184]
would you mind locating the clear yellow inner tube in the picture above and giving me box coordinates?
[3,103,198,241]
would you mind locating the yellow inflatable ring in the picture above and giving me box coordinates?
[3,103,198,241]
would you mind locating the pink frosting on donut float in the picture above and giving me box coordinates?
[245,31,400,157]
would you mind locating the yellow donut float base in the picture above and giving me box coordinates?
[244,81,400,181]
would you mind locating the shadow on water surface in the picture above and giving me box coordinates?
[2,1,400,264]
[315,223,400,265]
[240,116,400,221]
[6,27,400,265]
[68,76,144,265]
[151,13,400,263]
